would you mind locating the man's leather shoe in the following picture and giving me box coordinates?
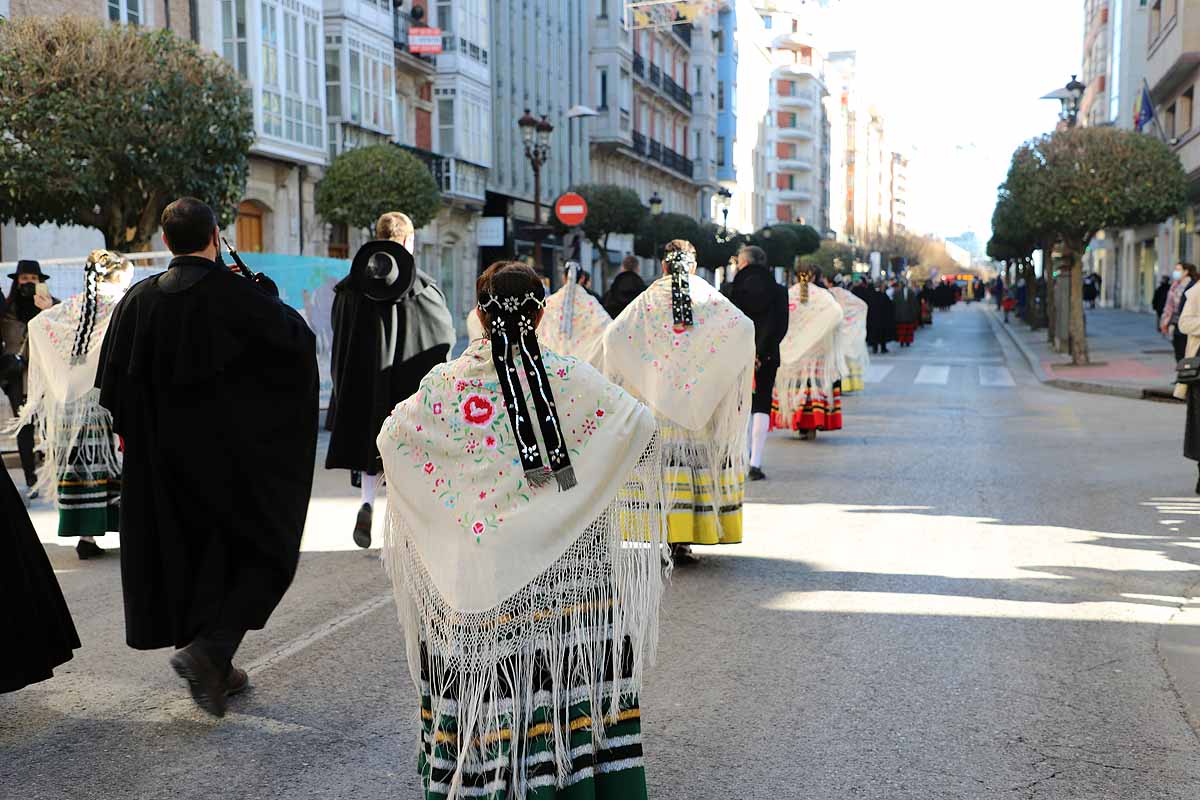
[170,648,227,718]
[226,667,251,698]
[76,539,106,560]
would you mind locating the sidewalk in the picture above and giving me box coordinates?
[985,304,1181,401]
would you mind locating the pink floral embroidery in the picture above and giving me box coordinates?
[478,491,487,500]
[556,368,567,378]
[455,380,468,391]
[485,435,497,449]
[472,520,486,536]
[462,394,496,427]
[423,462,436,475]
[432,402,443,415]
[415,424,423,432]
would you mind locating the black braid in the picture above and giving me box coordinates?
[70,262,100,364]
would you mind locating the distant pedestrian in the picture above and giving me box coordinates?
[378,260,666,797]
[96,197,319,718]
[1161,262,1199,362]
[865,281,895,354]
[17,251,132,560]
[1083,271,1100,309]
[0,462,79,693]
[1,259,57,499]
[1174,277,1200,493]
[577,269,602,302]
[1154,275,1172,329]
[892,280,920,347]
[602,254,647,318]
[723,244,789,481]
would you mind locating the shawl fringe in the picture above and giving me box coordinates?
[382,432,666,799]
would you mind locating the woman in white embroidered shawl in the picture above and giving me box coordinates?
[17,250,131,560]
[595,239,755,562]
[773,268,846,440]
[828,280,869,394]
[379,261,665,800]
[465,262,610,362]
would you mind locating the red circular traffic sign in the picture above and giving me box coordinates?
[555,193,588,227]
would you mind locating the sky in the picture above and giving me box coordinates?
[814,0,1084,242]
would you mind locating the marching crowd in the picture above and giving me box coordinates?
[3,199,961,800]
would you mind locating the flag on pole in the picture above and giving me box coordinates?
[1135,85,1155,132]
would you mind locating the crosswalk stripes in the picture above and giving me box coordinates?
[859,363,1016,388]
[914,365,951,385]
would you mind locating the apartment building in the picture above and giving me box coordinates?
[589,5,715,249]
[716,0,771,234]
[890,151,907,237]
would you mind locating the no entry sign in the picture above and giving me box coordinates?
[555,193,588,227]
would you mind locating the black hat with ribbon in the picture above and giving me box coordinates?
[663,248,695,328]
[8,260,49,281]
[478,282,577,492]
[350,240,415,302]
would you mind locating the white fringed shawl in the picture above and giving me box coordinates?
[595,274,755,535]
[378,342,665,798]
[776,284,845,421]
[829,286,870,379]
[16,292,121,501]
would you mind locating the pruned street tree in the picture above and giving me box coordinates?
[800,239,857,278]
[315,145,441,234]
[1000,143,1054,335]
[1020,127,1186,364]
[751,225,801,271]
[634,212,701,259]
[988,188,1038,321]
[694,222,746,274]
[0,16,255,251]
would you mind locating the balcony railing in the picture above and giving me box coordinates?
[633,53,645,78]
[648,138,662,162]
[393,11,436,66]
[649,64,661,86]
[662,76,692,111]
[398,144,486,202]
[632,130,647,156]
[673,22,692,48]
[662,147,694,178]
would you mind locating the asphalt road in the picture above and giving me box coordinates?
[4,303,1200,799]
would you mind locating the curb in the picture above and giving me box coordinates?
[982,305,1180,403]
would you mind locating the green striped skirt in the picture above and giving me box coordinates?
[416,642,648,800]
[56,422,120,538]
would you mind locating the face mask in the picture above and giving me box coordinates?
[1173,270,1184,281]
[17,283,36,298]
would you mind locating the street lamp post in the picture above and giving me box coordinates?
[717,187,732,239]
[1041,74,1087,129]
[649,191,664,269]
[518,109,554,273]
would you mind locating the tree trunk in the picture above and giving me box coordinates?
[1064,243,1089,365]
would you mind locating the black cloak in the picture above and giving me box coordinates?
[602,270,648,319]
[893,286,920,325]
[96,256,319,650]
[0,464,79,693]
[865,286,896,346]
[325,268,453,473]
[723,264,789,365]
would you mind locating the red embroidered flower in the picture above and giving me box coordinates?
[479,491,487,500]
[415,424,423,432]
[462,394,495,427]
[595,409,605,418]
[423,462,436,474]
[556,368,567,378]
[432,402,443,415]
[455,380,468,392]
[485,435,497,449]
[472,520,486,536]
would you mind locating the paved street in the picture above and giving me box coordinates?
[5,303,1200,799]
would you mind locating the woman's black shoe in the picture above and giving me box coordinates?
[76,539,106,560]
[353,503,373,549]
[748,466,767,481]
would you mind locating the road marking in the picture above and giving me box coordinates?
[914,365,951,384]
[243,592,394,676]
[864,364,894,383]
[979,366,1016,387]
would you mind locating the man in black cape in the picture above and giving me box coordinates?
[603,254,648,318]
[723,244,788,481]
[96,198,318,717]
[325,212,455,549]
[865,281,895,354]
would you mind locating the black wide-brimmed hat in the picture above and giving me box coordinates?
[8,260,49,281]
[351,240,415,302]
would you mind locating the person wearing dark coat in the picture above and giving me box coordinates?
[325,212,455,549]
[892,282,920,347]
[865,281,895,354]
[723,245,788,481]
[603,254,648,319]
[0,462,80,693]
[96,198,319,718]
[918,281,934,326]
[1154,276,1171,331]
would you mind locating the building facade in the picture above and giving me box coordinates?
[717,0,771,235]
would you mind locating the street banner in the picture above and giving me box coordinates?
[409,27,443,54]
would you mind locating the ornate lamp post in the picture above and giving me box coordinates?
[717,187,732,239]
[1041,74,1087,129]
[649,191,664,268]
[518,109,554,271]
